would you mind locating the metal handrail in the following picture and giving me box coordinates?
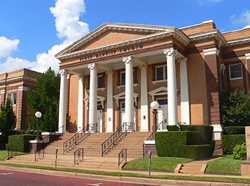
[101,126,127,156]
[63,130,89,153]
[118,148,127,167]
[34,142,45,161]
[74,148,84,165]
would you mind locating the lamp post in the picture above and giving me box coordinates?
[150,101,159,132]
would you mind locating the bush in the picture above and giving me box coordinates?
[184,144,212,159]
[155,131,189,157]
[223,126,245,135]
[222,134,245,154]
[233,143,246,160]
[0,99,16,134]
[222,90,250,126]
[155,125,214,159]
[8,134,36,152]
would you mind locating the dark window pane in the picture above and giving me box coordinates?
[156,66,164,80]
[230,64,242,79]
[158,99,168,105]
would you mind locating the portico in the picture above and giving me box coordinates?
[57,45,190,133]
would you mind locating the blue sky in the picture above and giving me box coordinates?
[0,0,250,72]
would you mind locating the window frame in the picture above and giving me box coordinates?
[119,70,126,86]
[155,64,167,81]
[229,63,243,80]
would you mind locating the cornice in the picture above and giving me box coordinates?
[226,37,250,46]
[189,30,226,47]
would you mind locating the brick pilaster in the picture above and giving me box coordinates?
[203,48,221,124]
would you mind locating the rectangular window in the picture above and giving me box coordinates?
[7,92,17,105]
[229,63,243,80]
[97,73,105,88]
[119,71,126,85]
[155,64,167,81]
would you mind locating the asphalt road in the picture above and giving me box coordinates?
[0,169,159,186]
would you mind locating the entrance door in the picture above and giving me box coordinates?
[156,98,168,131]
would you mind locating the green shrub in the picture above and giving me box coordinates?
[223,126,245,135]
[155,126,214,160]
[222,134,245,154]
[233,143,246,160]
[155,131,189,157]
[8,134,36,152]
[184,144,212,160]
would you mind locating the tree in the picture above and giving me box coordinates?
[222,90,250,126]
[0,99,16,134]
[27,68,60,132]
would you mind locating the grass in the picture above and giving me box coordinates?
[206,155,242,175]
[0,150,25,161]
[0,151,8,160]
[124,156,192,172]
[2,162,250,184]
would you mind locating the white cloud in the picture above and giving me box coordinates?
[0,0,89,73]
[0,57,33,73]
[232,10,250,28]
[0,37,19,59]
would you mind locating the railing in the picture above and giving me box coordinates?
[118,148,127,168]
[101,126,127,156]
[74,148,84,165]
[34,142,46,161]
[63,130,90,153]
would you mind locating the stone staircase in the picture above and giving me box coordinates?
[106,132,150,158]
[76,133,111,156]
[177,161,207,175]
[6,132,150,170]
[43,132,74,155]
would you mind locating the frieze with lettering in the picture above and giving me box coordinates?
[80,43,144,62]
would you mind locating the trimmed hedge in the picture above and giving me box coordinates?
[155,125,214,160]
[8,134,36,152]
[223,126,245,135]
[222,134,245,154]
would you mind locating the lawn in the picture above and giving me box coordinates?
[124,156,192,172]
[0,150,25,161]
[206,155,242,175]
[0,151,8,161]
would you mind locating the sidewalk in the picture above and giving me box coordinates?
[1,161,250,185]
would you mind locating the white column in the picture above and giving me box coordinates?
[123,56,134,131]
[77,75,84,132]
[180,58,190,125]
[58,69,68,133]
[140,64,149,131]
[106,70,113,133]
[88,63,97,133]
[164,48,177,126]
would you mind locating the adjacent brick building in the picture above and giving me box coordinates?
[0,69,41,130]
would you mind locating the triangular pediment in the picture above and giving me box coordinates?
[56,24,172,57]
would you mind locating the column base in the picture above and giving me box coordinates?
[123,122,135,132]
[88,123,97,133]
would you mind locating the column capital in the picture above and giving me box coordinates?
[163,48,176,57]
[59,69,67,76]
[123,56,134,64]
[245,53,250,60]
[88,63,96,70]
[203,48,219,56]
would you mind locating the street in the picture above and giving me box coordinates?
[0,169,158,186]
